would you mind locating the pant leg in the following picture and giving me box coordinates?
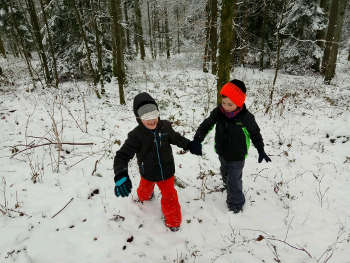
[220,157,245,210]
[219,156,228,189]
[137,176,155,202]
[157,176,182,228]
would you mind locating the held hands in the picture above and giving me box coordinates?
[258,150,271,163]
[188,140,202,156]
[114,171,132,197]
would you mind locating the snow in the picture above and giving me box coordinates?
[1,52,350,263]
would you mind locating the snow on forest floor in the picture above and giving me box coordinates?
[0,52,350,263]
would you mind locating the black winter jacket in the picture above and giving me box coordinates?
[113,92,190,182]
[194,105,265,161]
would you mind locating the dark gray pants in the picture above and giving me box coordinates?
[219,156,245,210]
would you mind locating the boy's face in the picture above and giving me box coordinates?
[141,118,158,130]
[221,97,238,112]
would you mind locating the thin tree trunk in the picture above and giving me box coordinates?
[164,7,171,59]
[39,0,59,88]
[203,2,210,73]
[324,0,347,84]
[152,4,158,58]
[93,14,105,94]
[217,0,234,105]
[73,0,101,99]
[0,36,6,58]
[259,4,266,71]
[134,0,146,60]
[147,1,154,59]
[314,0,330,71]
[123,2,131,52]
[110,0,126,104]
[229,5,237,71]
[239,6,248,66]
[266,0,287,114]
[175,7,180,54]
[348,46,350,61]
[26,0,51,85]
[133,17,139,55]
[209,0,218,75]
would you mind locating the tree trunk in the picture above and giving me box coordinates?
[265,0,287,114]
[259,4,266,71]
[348,46,350,61]
[209,0,218,75]
[324,0,347,84]
[175,7,180,54]
[321,0,339,74]
[133,17,139,55]
[147,1,154,59]
[314,0,330,71]
[134,0,146,60]
[39,0,59,88]
[164,7,171,59]
[73,0,101,98]
[229,4,238,71]
[0,36,6,58]
[26,0,51,85]
[123,2,131,52]
[239,6,248,66]
[217,0,234,105]
[110,0,126,105]
[203,2,210,73]
[152,4,158,58]
[93,14,105,94]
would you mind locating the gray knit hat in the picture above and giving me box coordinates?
[137,104,159,120]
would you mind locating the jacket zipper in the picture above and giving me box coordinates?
[153,131,164,180]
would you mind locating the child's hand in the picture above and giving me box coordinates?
[114,172,132,197]
[258,151,271,163]
[188,140,202,156]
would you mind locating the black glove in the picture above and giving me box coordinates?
[188,140,202,156]
[114,171,132,197]
[258,150,271,163]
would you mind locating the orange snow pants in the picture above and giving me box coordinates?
[137,176,181,228]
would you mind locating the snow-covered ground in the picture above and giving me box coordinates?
[1,51,350,263]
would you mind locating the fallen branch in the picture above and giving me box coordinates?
[11,141,94,158]
[51,197,74,219]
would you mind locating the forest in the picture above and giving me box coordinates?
[0,1,350,262]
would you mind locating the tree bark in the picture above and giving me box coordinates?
[134,0,146,60]
[110,0,126,105]
[0,36,6,58]
[321,0,339,74]
[314,0,330,71]
[147,1,154,59]
[217,0,235,105]
[39,0,59,88]
[26,0,51,85]
[123,2,131,52]
[203,2,210,73]
[324,0,347,84]
[209,0,218,75]
[175,6,180,54]
[164,6,171,59]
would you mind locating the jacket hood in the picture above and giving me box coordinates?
[133,92,159,123]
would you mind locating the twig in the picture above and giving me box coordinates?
[11,141,94,158]
[51,197,74,219]
[265,237,312,258]
[91,159,98,176]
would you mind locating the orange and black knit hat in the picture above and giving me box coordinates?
[220,79,247,107]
